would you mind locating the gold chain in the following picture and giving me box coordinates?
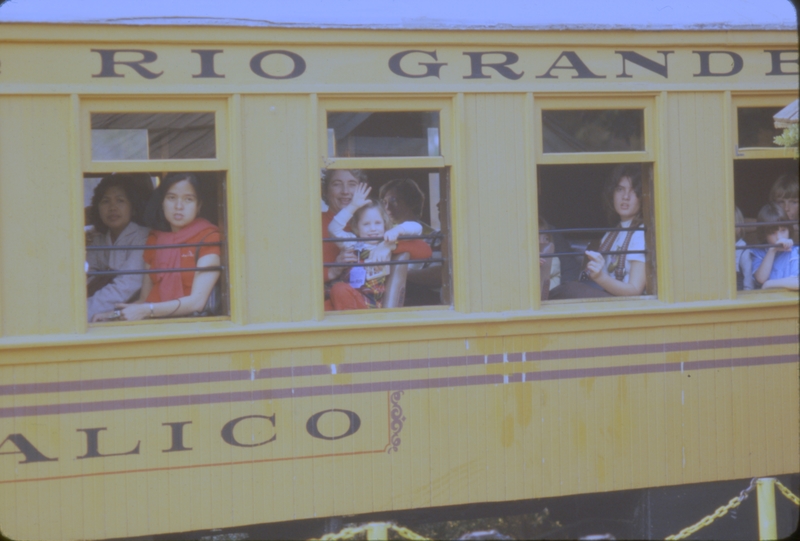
[775,480,800,506]
[665,478,757,541]
[309,522,432,541]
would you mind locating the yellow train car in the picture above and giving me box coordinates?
[0,2,798,539]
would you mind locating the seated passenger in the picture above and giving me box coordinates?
[326,183,432,310]
[550,164,646,299]
[539,217,561,291]
[752,202,799,291]
[734,206,754,291]
[87,175,151,322]
[769,173,799,244]
[95,173,221,321]
[379,178,443,305]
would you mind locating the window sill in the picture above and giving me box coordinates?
[0,292,796,359]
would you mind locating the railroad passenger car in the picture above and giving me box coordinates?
[0,1,797,539]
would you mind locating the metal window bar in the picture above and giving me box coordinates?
[540,250,646,258]
[322,235,441,243]
[87,267,223,276]
[325,258,446,268]
[734,220,797,227]
[86,242,224,276]
[738,243,797,250]
[540,226,646,234]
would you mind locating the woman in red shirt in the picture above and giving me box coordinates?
[114,173,221,320]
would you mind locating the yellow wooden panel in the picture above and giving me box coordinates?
[0,96,77,336]
[462,94,533,313]
[240,95,315,323]
[664,92,730,303]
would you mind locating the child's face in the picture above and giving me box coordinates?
[766,226,790,245]
[775,197,799,221]
[356,207,386,238]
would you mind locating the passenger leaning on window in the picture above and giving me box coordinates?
[321,169,368,288]
[326,183,432,310]
[769,173,799,244]
[87,175,151,322]
[752,202,799,291]
[550,164,646,299]
[93,173,221,321]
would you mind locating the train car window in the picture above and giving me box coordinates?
[736,107,783,149]
[538,162,657,302]
[542,109,644,153]
[91,112,216,160]
[327,111,440,157]
[84,171,229,323]
[731,96,798,293]
[321,167,451,311]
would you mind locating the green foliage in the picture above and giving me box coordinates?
[773,124,799,159]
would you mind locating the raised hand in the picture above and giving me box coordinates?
[350,183,372,209]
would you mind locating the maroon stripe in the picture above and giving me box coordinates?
[1,334,796,397]
[1,354,794,420]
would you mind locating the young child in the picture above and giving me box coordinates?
[734,206,754,291]
[769,173,799,243]
[327,183,432,310]
[751,202,799,291]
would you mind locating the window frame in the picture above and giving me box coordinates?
[81,98,233,326]
[732,94,798,160]
[80,98,229,174]
[534,95,656,165]
[533,95,659,303]
[317,96,454,313]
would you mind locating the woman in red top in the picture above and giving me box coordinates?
[114,173,221,320]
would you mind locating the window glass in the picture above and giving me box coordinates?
[84,171,229,322]
[737,107,783,148]
[537,162,656,301]
[320,167,451,311]
[732,159,798,292]
[327,111,440,157]
[542,109,644,153]
[91,113,216,160]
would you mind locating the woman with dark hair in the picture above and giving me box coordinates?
[94,172,221,321]
[87,174,151,321]
[550,164,647,299]
[379,178,443,305]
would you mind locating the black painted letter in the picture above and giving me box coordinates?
[220,415,277,447]
[693,51,743,77]
[388,50,447,78]
[76,428,140,459]
[463,51,524,80]
[162,421,193,452]
[91,49,163,79]
[765,49,799,75]
[0,433,57,463]
[191,49,225,78]
[536,51,605,79]
[249,50,306,79]
[306,409,361,440]
[616,51,674,78]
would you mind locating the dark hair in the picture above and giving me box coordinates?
[89,174,151,234]
[602,164,643,223]
[147,172,204,232]
[379,178,426,219]
[321,169,368,204]
[757,202,789,243]
[769,173,799,202]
